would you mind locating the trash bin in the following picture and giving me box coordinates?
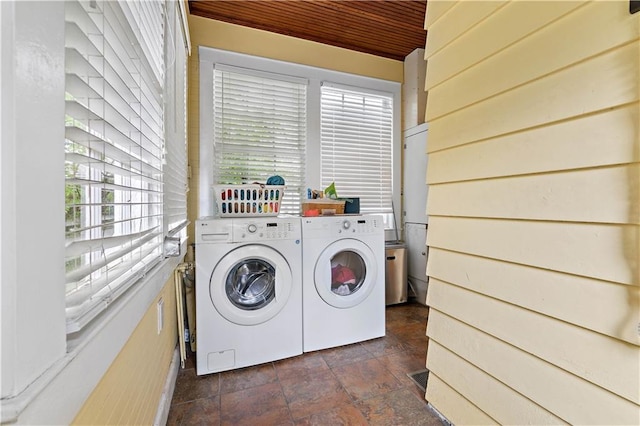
[385,242,407,305]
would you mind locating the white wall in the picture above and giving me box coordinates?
[1,0,67,401]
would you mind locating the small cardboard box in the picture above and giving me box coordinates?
[302,199,345,216]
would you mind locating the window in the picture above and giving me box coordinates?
[1,1,189,420]
[164,0,189,239]
[212,65,307,214]
[320,83,394,220]
[198,47,401,227]
[64,0,187,333]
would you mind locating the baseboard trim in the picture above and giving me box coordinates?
[154,347,180,426]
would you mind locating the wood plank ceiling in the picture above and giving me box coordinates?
[188,0,427,61]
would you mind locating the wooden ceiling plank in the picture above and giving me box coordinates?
[188,0,427,60]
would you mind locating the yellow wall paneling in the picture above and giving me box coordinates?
[427,249,640,345]
[426,104,639,184]
[427,340,565,425]
[187,15,402,83]
[427,41,639,151]
[72,278,178,425]
[423,1,457,30]
[428,279,640,403]
[428,164,640,224]
[427,2,636,120]
[425,1,584,92]
[427,309,640,425]
[425,373,497,426]
[427,216,638,285]
[425,1,508,59]
[423,1,640,423]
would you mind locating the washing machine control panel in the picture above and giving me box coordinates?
[233,219,301,241]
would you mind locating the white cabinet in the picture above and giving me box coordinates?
[405,223,429,304]
[403,124,429,224]
[402,123,429,305]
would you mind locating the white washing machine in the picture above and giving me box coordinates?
[301,214,385,352]
[195,216,302,375]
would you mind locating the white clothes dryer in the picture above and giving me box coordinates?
[301,214,385,352]
[195,217,302,375]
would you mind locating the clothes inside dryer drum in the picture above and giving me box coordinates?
[330,250,366,296]
[226,259,276,310]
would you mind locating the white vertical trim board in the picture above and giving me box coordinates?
[1,0,67,401]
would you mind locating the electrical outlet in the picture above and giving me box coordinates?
[157,298,164,334]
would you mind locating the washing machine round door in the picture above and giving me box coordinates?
[210,244,292,325]
[313,238,378,308]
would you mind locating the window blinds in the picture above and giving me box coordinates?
[212,65,307,214]
[64,0,165,332]
[320,83,394,215]
[164,1,188,236]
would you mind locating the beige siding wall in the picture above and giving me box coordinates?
[71,277,178,425]
[423,1,640,424]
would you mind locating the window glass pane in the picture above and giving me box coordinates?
[64,0,165,332]
[320,84,394,219]
[213,67,307,214]
[163,1,188,236]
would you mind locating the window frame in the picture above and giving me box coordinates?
[198,46,401,237]
[212,64,308,215]
[320,82,395,222]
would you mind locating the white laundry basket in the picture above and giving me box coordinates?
[213,184,285,217]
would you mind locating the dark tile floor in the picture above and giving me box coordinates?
[167,302,444,425]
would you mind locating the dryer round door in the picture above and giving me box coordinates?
[313,238,378,309]
[210,244,293,325]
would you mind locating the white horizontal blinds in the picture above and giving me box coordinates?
[213,65,307,214]
[164,1,188,235]
[320,83,394,215]
[64,0,165,332]
[121,0,164,86]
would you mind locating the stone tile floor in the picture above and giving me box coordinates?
[167,302,445,425]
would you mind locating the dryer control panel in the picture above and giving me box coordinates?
[303,215,383,238]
